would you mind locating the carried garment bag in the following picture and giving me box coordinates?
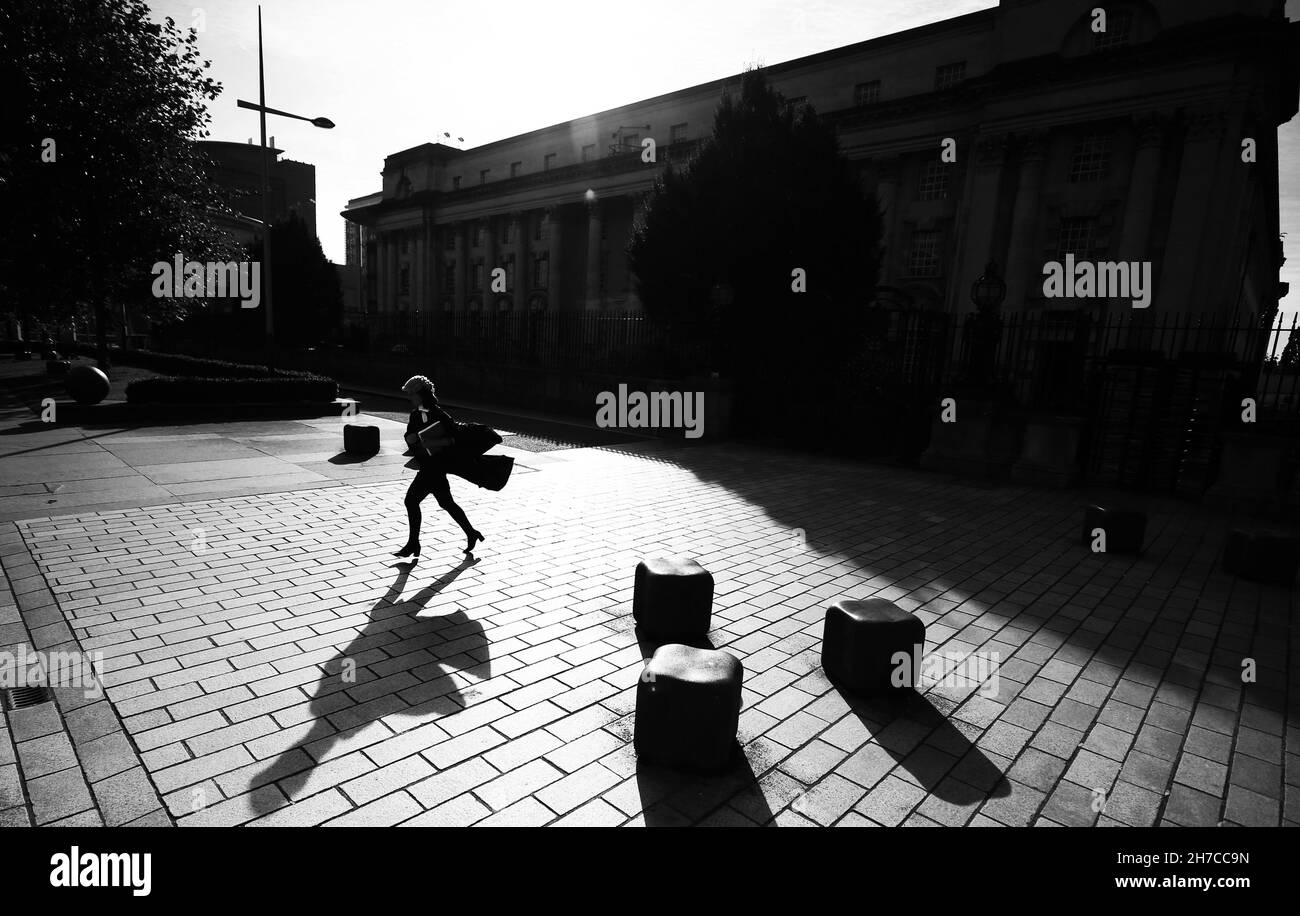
[451,454,515,491]
[455,422,503,457]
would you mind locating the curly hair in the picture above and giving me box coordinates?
[401,375,435,397]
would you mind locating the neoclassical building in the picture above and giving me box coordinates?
[342,0,1297,326]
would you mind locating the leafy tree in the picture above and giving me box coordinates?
[236,213,342,350]
[627,67,882,426]
[0,0,238,365]
[1281,332,1300,369]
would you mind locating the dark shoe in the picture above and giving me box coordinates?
[464,530,484,554]
[394,541,421,558]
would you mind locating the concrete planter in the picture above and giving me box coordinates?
[1012,414,1086,488]
[1204,433,1292,511]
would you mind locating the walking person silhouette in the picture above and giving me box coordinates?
[396,375,485,558]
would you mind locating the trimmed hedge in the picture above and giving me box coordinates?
[67,345,319,380]
[126,375,338,404]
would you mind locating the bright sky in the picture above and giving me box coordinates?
[150,0,1300,335]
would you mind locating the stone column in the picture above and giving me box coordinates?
[952,134,1010,312]
[411,226,423,314]
[1118,114,1166,261]
[513,210,528,310]
[482,215,497,309]
[626,194,648,311]
[547,205,563,311]
[454,223,467,312]
[429,223,442,312]
[584,199,603,311]
[1157,109,1228,315]
[1002,130,1049,313]
[875,157,901,281]
[1119,115,1167,345]
[381,233,393,313]
[390,233,401,313]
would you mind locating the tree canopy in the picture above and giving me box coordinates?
[626,67,883,426]
[0,0,238,356]
[239,213,343,350]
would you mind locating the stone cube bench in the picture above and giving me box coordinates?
[634,644,743,772]
[344,423,380,457]
[632,556,713,639]
[1082,504,1146,555]
[821,598,926,694]
[1223,528,1300,587]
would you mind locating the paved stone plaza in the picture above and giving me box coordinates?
[1,401,1296,827]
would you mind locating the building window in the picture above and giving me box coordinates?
[501,220,513,245]
[854,80,880,106]
[510,161,522,178]
[471,259,484,291]
[918,160,951,201]
[535,215,547,242]
[670,123,687,144]
[906,229,942,277]
[582,144,596,162]
[473,225,484,248]
[935,61,966,91]
[400,235,409,254]
[784,95,808,114]
[479,169,490,185]
[444,231,455,252]
[443,262,455,294]
[1068,133,1111,182]
[533,251,549,289]
[399,265,410,295]
[452,176,461,190]
[1056,217,1097,261]
[543,153,557,171]
[1092,9,1133,52]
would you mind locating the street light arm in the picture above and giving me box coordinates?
[236,99,334,128]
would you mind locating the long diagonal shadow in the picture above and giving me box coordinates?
[635,750,773,827]
[248,556,486,816]
[840,687,1011,806]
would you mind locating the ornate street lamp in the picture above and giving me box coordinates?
[970,260,1007,314]
[966,260,1007,392]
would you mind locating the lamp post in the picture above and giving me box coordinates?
[236,5,334,369]
[966,260,1007,393]
[970,260,1007,315]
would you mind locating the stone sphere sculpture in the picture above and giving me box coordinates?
[66,365,111,405]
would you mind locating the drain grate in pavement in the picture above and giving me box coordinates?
[1,685,53,711]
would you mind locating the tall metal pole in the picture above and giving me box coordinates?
[258,5,276,368]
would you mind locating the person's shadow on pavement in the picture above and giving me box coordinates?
[248,556,486,816]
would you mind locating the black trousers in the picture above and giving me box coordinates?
[404,466,473,541]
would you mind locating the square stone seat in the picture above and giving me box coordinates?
[632,557,713,639]
[1223,528,1300,586]
[1082,504,1146,555]
[343,423,380,456]
[634,644,743,772]
[821,598,926,694]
